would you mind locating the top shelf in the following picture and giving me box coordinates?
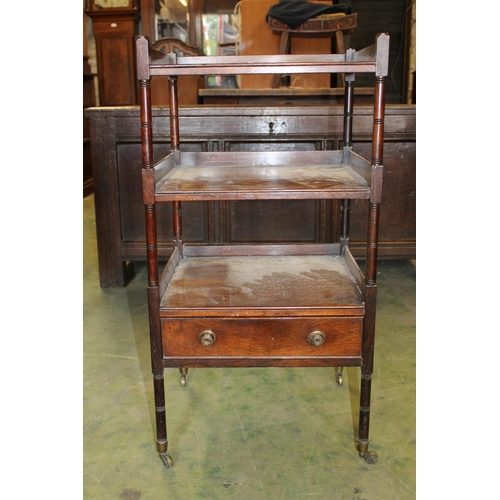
[136,33,390,79]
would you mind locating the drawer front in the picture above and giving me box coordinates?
[162,317,362,358]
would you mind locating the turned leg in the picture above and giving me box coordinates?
[357,371,378,464]
[272,31,290,88]
[153,372,173,468]
[334,30,346,88]
[357,248,380,464]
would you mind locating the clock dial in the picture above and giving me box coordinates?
[94,0,133,8]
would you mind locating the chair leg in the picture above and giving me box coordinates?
[334,31,346,88]
[272,32,291,88]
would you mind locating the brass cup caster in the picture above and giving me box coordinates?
[160,452,173,469]
[335,367,344,386]
[358,441,378,464]
[179,367,188,387]
[363,450,378,464]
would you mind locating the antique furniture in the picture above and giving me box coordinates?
[85,104,415,288]
[135,32,390,468]
[86,0,136,9]
[85,0,139,105]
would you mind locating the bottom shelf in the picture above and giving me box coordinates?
[160,247,365,316]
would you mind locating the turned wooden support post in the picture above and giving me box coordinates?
[358,37,387,451]
[341,67,355,251]
[137,35,169,458]
[139,77,159,287]
[167,75,183,253]
[365,74,386,286]
[168,75,180,151]
[137,36,160,287]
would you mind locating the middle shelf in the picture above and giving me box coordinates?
[153,149,373,201]
[159,245,365,318]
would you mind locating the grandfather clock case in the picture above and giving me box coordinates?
[86,0,139,106]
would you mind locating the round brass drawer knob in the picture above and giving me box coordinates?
[308,331,326,347]
[199,329,216,347]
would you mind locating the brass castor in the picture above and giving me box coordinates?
[362,450,378,465]
[335,367,344,386]
[179,367,188,387]
[160,452,173,469]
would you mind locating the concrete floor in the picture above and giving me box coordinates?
[83,194,416,499]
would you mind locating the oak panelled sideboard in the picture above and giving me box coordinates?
[131,32,393,469]
[86,102,415,288]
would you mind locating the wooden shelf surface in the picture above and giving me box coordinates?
[154,150,371,201]
[160,252,364,317]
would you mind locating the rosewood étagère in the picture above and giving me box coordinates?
[136,33,390,469]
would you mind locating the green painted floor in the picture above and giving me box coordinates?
[83,194,416,499]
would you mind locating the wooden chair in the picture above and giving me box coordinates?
[268,13,357,88]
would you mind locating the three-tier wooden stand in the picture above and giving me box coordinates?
[136,33,389,469]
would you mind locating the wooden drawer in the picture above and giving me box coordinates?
[162,317,362,358]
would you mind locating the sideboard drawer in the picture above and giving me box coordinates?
[162,317,362,358]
